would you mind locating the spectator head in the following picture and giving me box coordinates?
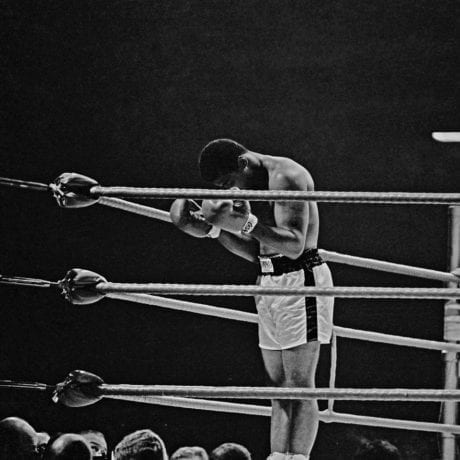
[353,439,401,460]
[113,429,167,460]
[80,430,108,458]
[44,433,92,460]
[37,432,51,457]
[171,446,209,460]
[210,443,251,460]
[0,416,38,460]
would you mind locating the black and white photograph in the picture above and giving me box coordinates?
[1,1,459,459]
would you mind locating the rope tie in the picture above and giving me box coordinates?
[0,275,57,288]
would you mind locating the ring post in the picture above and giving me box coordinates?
[443,206,460,460]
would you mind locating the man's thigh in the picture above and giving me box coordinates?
[282,342,320,387]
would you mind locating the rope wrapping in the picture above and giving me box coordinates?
[96,283,460,299]
[0,177,49,192]
[0,275,57,288]
[89,187,460,204]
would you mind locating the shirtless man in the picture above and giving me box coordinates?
[170,139,334,460]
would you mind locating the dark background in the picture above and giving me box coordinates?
[1,1,459,458]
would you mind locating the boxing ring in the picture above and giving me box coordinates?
[1,174,460,458]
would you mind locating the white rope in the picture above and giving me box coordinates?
[90,187,460,205]
[323,411,460,435]
[333,326,460,352]
[99,283,460,299]
[319,250,459,284]
[106,293,460,351]
[328,332,338,412]
[106,394,271,417]
[104,394,460,434]
[98,197,171,222]
[106,293,258,323]
[100,384,460,401]
[93,200,459,284]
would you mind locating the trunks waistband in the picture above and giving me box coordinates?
[258,248,324,275]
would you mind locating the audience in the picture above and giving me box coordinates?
[0,413,405,460]
[0,416,38,460]
[0,416,258,460]
[113,429,168,460]
[210,443,252,460]
[353,439,401,460]
[80,430,108,459]
[171,446,209,460]
[43,433,92,460]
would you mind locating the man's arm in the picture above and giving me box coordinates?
[202,172,310,260]
[170,198,259,263]
[217,231,260,263]
[250,173,309,259]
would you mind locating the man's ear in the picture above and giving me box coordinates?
[237,155,249,171]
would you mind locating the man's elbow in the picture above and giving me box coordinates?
[283,238,305,259]
[285,247,304,260]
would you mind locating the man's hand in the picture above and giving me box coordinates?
[170,199,213,238]
[201,199,251,234]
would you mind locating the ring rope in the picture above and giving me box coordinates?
[2,175,460,204]
[333,326,460,352]
[2,175,457,283]
[93,199,460,284]
[108,293,460,352]
[105,394,460,435]
[99,384,460,401]
[319,250,459,284]
[90,186,460,204]
[1,282,458,351]
[328,331,338,412]
[98,197,172,222]
[2,377,458,434]
[107,293,258,323]
[96,200,459,284]
[102,200,459,284]
[2,176,459,434]
[99,283,460,299]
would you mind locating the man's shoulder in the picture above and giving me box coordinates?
[268,155,313,190]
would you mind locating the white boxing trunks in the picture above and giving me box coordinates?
[255,249,334,350]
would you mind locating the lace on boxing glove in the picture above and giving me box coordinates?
[206,225,221,238]
[241,213,258,234]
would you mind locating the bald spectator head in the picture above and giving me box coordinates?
[113,429,167,460]
[210,443,251,460]
[171,446,209,460]
[79,430,107,459]
[0,416,38,460]
[353,439,401,460]
[44,433,92,460]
